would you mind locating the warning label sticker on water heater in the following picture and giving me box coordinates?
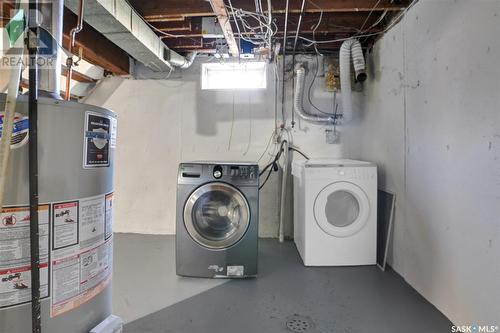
[50,193,113,318]
[0,112,29,149]
[84,111,112,168]
[0,205,50,309]
[0,193,115,313]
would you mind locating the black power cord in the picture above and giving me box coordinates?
[289,147,309,160]
[307,55,336,116]
[259,141,310,190]
[259,140,287,190]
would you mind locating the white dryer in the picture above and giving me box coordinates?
[292,159,377,266]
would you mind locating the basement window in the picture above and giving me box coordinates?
[201,62,267,90]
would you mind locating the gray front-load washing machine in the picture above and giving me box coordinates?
[176,162,259,278]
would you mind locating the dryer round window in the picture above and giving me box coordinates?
[184,182,250,249]
[325,190,360,228]
[313,182,370,238]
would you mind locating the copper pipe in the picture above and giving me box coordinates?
[64,0,85,100]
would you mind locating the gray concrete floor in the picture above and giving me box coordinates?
[114,234,452,333]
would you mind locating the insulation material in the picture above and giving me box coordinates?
[325,58,339,92]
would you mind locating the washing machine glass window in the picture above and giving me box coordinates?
[184,182,250,249]
[313,182,370,238]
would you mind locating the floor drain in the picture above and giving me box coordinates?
[285,315,314,332]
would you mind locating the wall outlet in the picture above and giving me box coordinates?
[325,128,340,144]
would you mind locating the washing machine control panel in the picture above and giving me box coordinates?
[213,165,223,179]
[226,165,258,180]
[178,163,259,185]
[211,165,259,184]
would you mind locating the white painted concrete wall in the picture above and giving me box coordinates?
[84,58,352,237]
[351,0,500,326]
[86,1,500,324]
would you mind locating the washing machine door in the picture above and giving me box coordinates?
[184,182,250,249]
[313,181,370,237]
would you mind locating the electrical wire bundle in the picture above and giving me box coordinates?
[288,0,419,47]
[227,0,276,51]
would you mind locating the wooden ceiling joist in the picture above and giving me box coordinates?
[162,37,205,49]
[61,67,95,83]
[160,12,385,39]
[151,18,195,32]
[130,0,408,22]
[208,0,239,57]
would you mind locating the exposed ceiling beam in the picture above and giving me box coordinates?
[61,68,95,83]
[208,0,239,57]
[238,0,409,13]
[159,12,385,38]
[130,0,408,21]
[152,18,194,32]
[162,37,205,50]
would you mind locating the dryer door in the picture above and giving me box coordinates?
[313,182,370,237]
[184,182,250,249]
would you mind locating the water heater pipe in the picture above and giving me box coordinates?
[38,0,63,98]
[28,2,42,330]
[294,64,335,124]
[339,38,366,122]
[65,0,85,100]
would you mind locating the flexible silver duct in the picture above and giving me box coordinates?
[181,52,198,69]
[167,51,197,69]
[339,39,366,122]
[294,64,335,124]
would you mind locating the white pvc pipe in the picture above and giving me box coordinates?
[0,51,23,210]
[279,140,289,243]
[339,39,366,122]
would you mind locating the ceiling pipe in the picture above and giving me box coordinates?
[292,0,306,54]
[65,0,85,100]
